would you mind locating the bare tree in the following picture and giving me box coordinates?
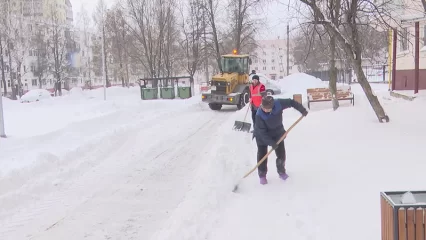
[293,19,387,72]
[292,25,331,71]
[201,0,223,72]
[47,4,71,96]
[126,0,177,79]
[105,6,130,87]
[227,0,264,54]
[93,0,110,87]
[294,0,406,122]
[5,9,32,99]
[327,0,341,110]
[0,34,6,95]
[0,3,8,95]
[32,28,50,89]
[177,0,204,90]
[77,5,93,88]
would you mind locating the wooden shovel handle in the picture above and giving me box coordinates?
[242,115,304,179]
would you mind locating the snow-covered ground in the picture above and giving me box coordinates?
[0,74,425,240]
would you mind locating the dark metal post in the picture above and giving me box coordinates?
[287,24,290,76]
[383,65,386,82]
[392,28,397,91]
[415,22,420,94]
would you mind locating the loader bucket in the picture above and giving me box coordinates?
[232,120,251,133]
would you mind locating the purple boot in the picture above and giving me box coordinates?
[279,173,289,180]
[259,177,268,185]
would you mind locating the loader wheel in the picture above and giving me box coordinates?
[237,87,250,110]
[209,103,222,110]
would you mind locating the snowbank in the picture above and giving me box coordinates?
[20,89,52,103]
[151,84,426,240]
[274,73,328,102]
[203,84,426,240]
[1,86,202,138]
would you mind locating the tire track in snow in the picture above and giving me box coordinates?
[28,110,227,240]
[0,100,205,202]
[0,105,231,240]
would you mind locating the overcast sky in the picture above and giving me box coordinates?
[70,0,301,40]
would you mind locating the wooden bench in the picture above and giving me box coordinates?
[306,86,354,109]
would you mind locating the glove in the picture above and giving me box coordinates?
[301,110,308,117]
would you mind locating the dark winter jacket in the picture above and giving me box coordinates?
[254,98,307,147]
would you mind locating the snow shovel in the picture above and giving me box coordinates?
[232,115,304,192]
[232,104,251,133]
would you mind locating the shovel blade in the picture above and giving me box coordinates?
[233,121,251,133]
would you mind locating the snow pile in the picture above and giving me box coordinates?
[0,86,202,138]
[203,83,426,240]
[400,191,417,204]
[276,73,328,100]
[20,89,52,103]
[1,96,13,103]
[69,87,84,96]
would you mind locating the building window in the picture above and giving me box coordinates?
[262,59,266,64]
[400,27,408,51]
[32,79,37,86]
[263,66,266,70]
[423,25,426,46]
[272,67,275,70]
[255,67,258,70]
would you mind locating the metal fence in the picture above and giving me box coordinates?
[306,65,390,84]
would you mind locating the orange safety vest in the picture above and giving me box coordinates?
[250,83,265,107]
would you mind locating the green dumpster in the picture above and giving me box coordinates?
[160,87,175,99]
[141,87,158,100]
[177,86,191,99]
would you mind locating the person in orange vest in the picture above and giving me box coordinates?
[249,75,266,129]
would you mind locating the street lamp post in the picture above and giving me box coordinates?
[101,27,106,101]
[0,92,6,138]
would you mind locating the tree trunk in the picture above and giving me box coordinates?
[0,35,7,96]
[102,25,109,87]
[352,58,389,122]
[329,34,339,110]
[300,0,389,123]
[7,41,16,100]
[16,63,22,98]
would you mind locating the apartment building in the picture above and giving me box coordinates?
[389,0,426,91]
[0,0,82,96]
[250,38,299,80]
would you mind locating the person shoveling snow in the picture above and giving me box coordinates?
[253,95,308,185]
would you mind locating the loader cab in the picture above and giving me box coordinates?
[221,52,251,75]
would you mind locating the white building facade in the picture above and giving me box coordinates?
[250,38,299,80]
[0,0,79,96]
